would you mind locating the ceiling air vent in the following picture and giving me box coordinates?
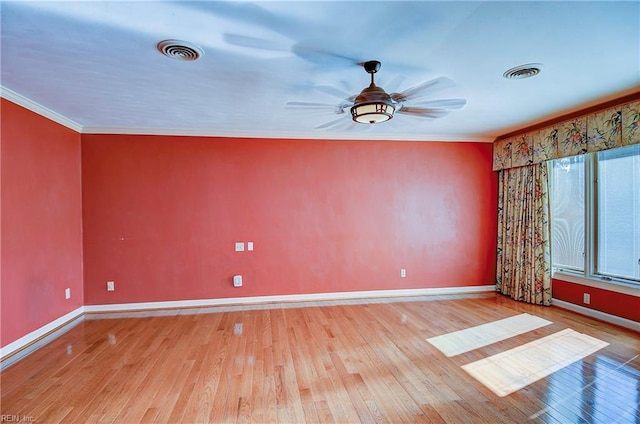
[503,63,542,79]
[157,39,203,61]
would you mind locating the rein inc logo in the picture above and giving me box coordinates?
[1,416,35,422]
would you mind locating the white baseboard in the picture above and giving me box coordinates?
[83,285,496,313]
[1,286,494,367]
[0,306,85,369]
[4,290,635,370]
[552,298,640,332]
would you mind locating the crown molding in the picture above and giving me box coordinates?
[1,86,83,132]
[496,88,640,141]
[0,87,492,142]
[81,126,494,143]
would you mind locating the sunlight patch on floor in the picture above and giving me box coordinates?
[461,328,609,397]
[426,313,552,357]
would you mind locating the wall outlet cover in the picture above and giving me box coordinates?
[233,275,243,287]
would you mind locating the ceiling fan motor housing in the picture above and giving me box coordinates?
[351,83,396,124]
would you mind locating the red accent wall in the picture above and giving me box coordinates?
[82,134,498,305]
[1,99,83,347]
[553,278,639,322]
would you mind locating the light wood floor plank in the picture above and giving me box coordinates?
[1,293,638,423]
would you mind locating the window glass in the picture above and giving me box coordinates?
[597,144,640,280]
[550,155,585,271]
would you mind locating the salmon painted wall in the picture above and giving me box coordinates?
[82,134,498,305]
[553,279,639,322]
[1,99,83,347]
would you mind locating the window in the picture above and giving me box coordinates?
[550,155,585,272]
[550,144,640,285]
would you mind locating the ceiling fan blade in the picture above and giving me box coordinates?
[391,77,456,103]
[287,101,337,108]
[223,33,289,52]
[314,85,355,101]
[383,75,406,94]
[286,101,348,114]
[224,34,362,69]
[315,116,348,130]
[396,106,451,119]
[291,44,363,68]
[190,2,303,37]
[410,98,467,110]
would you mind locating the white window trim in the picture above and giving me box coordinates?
[550,146,640,293]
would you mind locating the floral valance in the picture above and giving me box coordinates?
[493,99,640,171]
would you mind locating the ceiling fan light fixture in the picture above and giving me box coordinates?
[290,59,464,128]
[351,60,396,124]
[351,100,395,124]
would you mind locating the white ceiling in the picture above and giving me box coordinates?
[1,1,639,142]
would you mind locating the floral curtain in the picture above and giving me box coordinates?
[496,162,551,305]
[493,99,639,172]
[493,97,638,305]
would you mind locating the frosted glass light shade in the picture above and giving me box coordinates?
[351,102,395,124]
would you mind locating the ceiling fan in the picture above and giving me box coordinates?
[286,60,467,130]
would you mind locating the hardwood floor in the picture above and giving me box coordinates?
[1,293,638,423]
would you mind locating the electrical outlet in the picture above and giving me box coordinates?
[65,288,71,299]
[400,268,407,278]
[583,293,591,304]
[233,275,243,287]
[107,281,115,291]
[235,242,245,252]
